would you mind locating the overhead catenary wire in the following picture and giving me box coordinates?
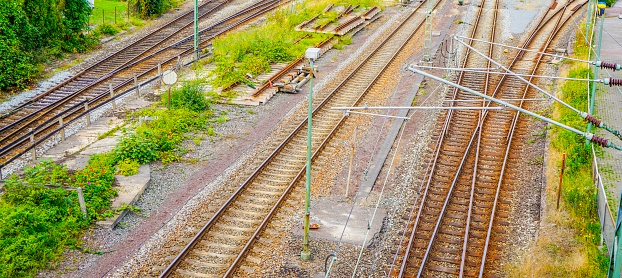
[407,67,622,151]
[453,36,622,142]
[410,64,613,82]
[570,13,622,96]
[366,85,447,276]
[351,113,409,277]
[329,76,446,277]
[324,60,439,277]
[455,35,621,69]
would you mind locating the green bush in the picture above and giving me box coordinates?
[551,64,609,275]
[163,81,210,112]
[0,0,93,93]
[95,23,121,36]
[114,130,162,164]
[0,158,117,277]
[130,0,180,18]
[74,154,117,217]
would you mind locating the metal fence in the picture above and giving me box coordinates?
[593,147,622,277]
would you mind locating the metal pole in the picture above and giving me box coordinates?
[76,187,87,219]
[194,0,199,60]
[557,153,566,210]
[168,86,172,109]
[587,13,604,146]
[333,106,507,111]
[301,58,313,261]
[611,211,622,277]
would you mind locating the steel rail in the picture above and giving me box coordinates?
[2,0,226,116]
[0,0,275,150]
[398,0,495,274]
[398,0,578,276]
[416,0,500,274]
[0,1,282,169]
[413,1,581,276]
[460,0,498,275]
[478,3,584,275]
[160,1,441,276]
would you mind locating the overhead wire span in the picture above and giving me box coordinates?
[453,36,622,142]
[407,67,622,151]
[455,35,622,69]
[351,112,409,277]
[325,58,436,277]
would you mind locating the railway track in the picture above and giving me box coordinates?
[0,0,283,174]
[159,1,446,276]
[393,0,586,277]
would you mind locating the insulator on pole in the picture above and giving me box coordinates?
[594,61,622,71]
[584,114,602,126]
[603,77,622,87]
[590,135,609,147]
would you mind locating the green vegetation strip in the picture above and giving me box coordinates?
[509,25,609,276]
[0,0,178,96]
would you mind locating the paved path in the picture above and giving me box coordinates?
[593,6,622,214]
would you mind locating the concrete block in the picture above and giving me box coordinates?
[97,165,151,229]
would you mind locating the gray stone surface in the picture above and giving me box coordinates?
[593,8,622,213]
[293,199,386,246]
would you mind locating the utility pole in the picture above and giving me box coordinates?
[194,0,199,61]
[301,48,321,261]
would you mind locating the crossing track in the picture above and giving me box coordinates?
[158,0,451,276]
[0,0,284,173]
[392,0,587,277]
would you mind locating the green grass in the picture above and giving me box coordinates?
[90,0,130,26]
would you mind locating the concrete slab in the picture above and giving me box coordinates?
[295,200,386,246]
[80,136,118,155]
[41,117,123,161]
[97,165,151,229]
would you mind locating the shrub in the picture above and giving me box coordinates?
[0,0,93,92]
[74,153,117,217]
[95,23,121,36]
[163,81,210,112]
[114,130,161,164]
[0,159,109,277]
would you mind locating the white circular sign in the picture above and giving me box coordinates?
[162,70,178,85]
